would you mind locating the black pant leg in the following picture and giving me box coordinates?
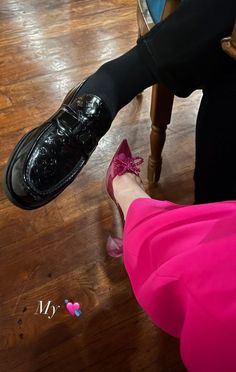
[136,0,236,203]
[137,0,236,97]
[194,65,236,203]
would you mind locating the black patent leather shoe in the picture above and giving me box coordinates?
[4,80,112,209]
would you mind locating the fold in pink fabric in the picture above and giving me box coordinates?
[123,198,236,372]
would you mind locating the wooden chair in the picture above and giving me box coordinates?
[137,0,181,184]
[222,20,236,60]
[137,0,236,184]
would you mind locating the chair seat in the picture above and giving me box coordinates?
[146,0,166,23]
[146,0,182,24]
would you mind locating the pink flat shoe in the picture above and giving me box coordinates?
[105,139,143,257]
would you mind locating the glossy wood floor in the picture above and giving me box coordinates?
[0,1,202,371]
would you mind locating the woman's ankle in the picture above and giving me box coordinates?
[113,173,143,194]
[113,173,150,218]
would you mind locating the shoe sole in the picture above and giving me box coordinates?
[3,129,40,209]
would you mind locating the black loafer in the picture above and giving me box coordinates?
[4,80,112,209]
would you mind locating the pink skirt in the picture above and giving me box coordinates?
[123,198,236,372]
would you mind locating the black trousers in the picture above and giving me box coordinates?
[137,0,236,203]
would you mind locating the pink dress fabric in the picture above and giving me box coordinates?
[123,198,236,372]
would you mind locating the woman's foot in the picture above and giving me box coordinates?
[105,139,150,257]
[113,173,150,220]
[105,139,150,219]
[106,172,150,258]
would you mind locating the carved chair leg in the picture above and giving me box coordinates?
[148,84,174,184]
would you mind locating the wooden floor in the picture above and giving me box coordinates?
[0,1,202,371]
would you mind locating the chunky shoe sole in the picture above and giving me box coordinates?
[4,129,37,210]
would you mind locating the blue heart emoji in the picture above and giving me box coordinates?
[75,309,81,317]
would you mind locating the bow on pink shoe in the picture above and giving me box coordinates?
[105,139,144,257]
[113,155,144,176]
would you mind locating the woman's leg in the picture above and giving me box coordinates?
[112,173,150,219]
[137,0,235,97]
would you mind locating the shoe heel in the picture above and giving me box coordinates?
[104,180,124,257]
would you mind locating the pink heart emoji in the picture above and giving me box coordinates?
[66,301,80,316]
